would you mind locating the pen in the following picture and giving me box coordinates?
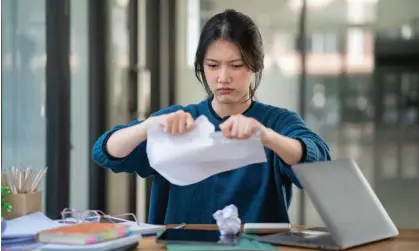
[141,223,186,237]
[172,223,186,229]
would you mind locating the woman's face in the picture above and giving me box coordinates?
[203,40,252,104]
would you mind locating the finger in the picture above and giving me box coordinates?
[177,113,186,134]
[231,118,240,138]
[239,123,247,138]
[171,111,183,134]
[236,116,246,138]
[220,118,233,138]
[238,121,248,139]
[241,121,254,138]
[164,113,174,133]
[185,113,195,130]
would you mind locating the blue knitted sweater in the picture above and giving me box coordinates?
[92,99,331,224]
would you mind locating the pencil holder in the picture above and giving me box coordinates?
[2,191,42,220]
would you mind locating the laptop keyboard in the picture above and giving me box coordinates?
[257,230,340,250]
[282,231,340,249]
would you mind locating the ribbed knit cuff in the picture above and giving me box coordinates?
[295,138,307,163]
[92,130,126,167]
[294,137,319,163]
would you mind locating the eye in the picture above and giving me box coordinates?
[206,63,218,69]
[231,64,244,68]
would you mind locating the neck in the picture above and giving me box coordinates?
[211,98,252,118]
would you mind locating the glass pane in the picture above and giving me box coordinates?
[400,73,419,125]
[107,0,130,125]
[1,0,47,210]
[69,0,89,210]
[106,0,131,216]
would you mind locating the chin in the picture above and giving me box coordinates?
[214,95,240,104]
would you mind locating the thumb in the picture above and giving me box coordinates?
[258,126,270,140]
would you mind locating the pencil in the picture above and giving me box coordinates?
[31,167,48,192]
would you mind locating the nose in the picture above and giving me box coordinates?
[217,66,230,83]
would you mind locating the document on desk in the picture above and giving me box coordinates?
[147,115,267,186]
[3,212,62,239]
[2,212,63,251]
[119,220,166,235]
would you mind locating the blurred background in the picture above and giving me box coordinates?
[2,0,418,228]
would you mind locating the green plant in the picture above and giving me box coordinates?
[1,185,12,213]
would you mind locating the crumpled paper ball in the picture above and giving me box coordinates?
[213,204,241,236]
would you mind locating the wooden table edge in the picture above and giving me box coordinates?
[138,225,419,251]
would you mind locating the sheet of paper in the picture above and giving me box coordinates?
[2,236,36,244]
[1,239,43,251]
[146,115,267,186]
[2,212,62,239]
[118,219,165,234]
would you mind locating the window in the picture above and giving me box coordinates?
[2,0,47,208]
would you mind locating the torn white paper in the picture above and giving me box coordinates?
[146,115,267,186]
[213,204,241,236]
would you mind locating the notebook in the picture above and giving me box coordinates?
[39,234,142,251]
[37,223,131,245]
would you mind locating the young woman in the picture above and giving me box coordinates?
[92,9,331,225]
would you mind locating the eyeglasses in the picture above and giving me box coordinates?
[59,208,139,225]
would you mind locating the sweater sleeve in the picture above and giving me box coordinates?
[273,110,331,188]
[91,105,184,178]
[280,111,331,163]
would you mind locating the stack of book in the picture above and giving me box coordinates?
[37,223,142,250]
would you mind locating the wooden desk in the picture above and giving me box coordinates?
[137,225,419,251]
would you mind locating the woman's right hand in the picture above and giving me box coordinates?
[105,110,195,158]
[161,110,195,135]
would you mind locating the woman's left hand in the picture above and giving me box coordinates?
[219,114,268,140]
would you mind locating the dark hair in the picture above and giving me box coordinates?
[194,9,264,100]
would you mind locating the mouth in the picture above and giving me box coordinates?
[217,88,234,94]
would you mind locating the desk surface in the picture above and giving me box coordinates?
[137,225,419,251]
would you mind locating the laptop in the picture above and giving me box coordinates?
[256,159,399,250]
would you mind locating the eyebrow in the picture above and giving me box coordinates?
[205,59,243,63]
